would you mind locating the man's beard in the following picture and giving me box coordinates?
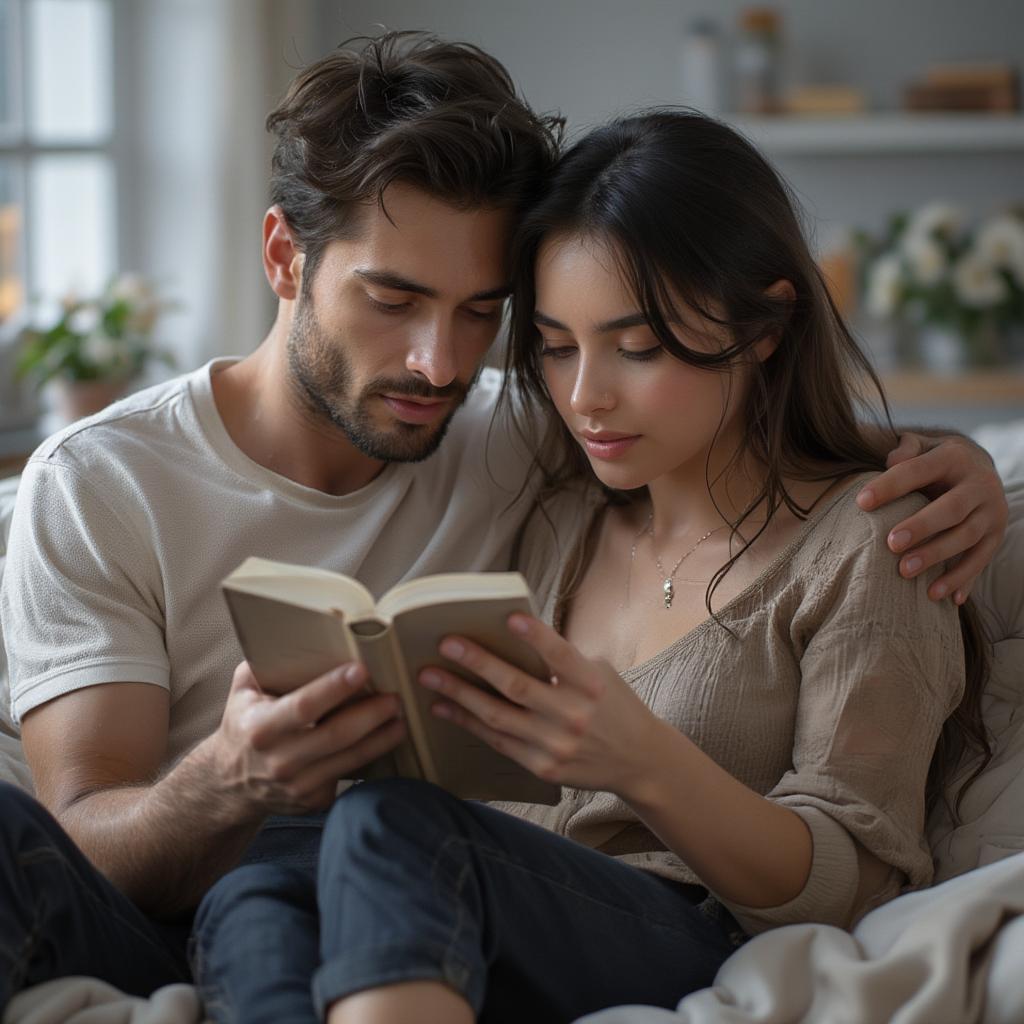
[285,299,476,463]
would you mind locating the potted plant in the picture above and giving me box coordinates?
[855,203,1024,373]
[16,274,176,422]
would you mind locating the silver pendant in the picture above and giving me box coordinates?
[663,578,674,609]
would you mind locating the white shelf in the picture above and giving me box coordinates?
[728,113,1024,155]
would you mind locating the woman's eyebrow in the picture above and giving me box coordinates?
[533,310,648,333]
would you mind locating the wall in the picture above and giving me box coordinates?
[315,0,1024,236]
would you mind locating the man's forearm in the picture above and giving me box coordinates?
[58,743,262,918]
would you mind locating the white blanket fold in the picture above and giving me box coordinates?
[577,851,1024,1024]
[2,979,205,1024]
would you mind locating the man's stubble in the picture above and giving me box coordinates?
[285,296,480,464]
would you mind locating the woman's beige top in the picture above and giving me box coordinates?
[494,473,965,936]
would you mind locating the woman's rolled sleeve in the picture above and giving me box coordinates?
[716,529,966,934]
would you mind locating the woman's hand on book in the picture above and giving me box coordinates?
[856,431,1007,604]
[418,615,660,794]
[205,659,406,817]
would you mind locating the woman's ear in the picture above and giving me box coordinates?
[754,278,796,361]
[263,205,305,301]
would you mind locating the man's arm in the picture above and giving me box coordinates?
[22,662,405,918]
[857,427,1008,603]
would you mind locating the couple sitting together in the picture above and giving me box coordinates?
[0,30,1010,1024]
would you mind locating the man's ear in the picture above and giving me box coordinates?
[263,205,305,301]
[754,278,796,362]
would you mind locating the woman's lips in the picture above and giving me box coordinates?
[581,434,641,459]
[380,395,450,425]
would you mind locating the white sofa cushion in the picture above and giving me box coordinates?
[927,477,1024,881]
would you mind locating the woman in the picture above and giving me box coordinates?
[195,112,992,1024]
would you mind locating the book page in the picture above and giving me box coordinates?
[224,557,377,618]
[377,571,530,619]
[391,594,560,804]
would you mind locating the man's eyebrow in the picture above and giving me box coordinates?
[467,284,513,302]
[533,310,649,333]
[355,269,511,303]
[355,270,437,298]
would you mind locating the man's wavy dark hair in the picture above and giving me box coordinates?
[266,30,564,289]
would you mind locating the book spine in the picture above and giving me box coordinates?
[354,628,440,784]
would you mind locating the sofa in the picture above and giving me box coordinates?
[1,421,1023,1024]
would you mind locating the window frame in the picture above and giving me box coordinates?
[0,0,119,346]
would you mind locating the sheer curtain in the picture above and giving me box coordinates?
[119,0,319,374]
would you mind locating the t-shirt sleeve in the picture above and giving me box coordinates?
[1,456,169,725]
[717,511,966,935]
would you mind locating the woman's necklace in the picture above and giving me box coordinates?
[650,514,724,609]
[625,508,726,609]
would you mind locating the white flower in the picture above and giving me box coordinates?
[67,304,100,335]
[974,214,1024,287]
[952,251,1009,309]
[866,254,905,319]
[108,273,153,307]
[901,233,947,286]
[906,202,965,242]
[81,333,120,367]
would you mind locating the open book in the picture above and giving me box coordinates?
[221,558,560,804]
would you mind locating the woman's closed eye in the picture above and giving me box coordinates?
[619,345,662,362]
[540,342,577,360]
[539,342,662,362]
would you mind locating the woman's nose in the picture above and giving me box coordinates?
[569,358,616,416]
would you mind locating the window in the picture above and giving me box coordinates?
[0,0,115,342]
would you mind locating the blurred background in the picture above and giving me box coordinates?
[1,0,1023,472]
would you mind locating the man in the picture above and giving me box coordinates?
[0,30,1007,1014]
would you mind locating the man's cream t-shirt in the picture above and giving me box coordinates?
[1,359,539,765]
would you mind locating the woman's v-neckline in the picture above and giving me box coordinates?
[554,472,875,680]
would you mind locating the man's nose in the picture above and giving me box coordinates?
[406,320,458,388]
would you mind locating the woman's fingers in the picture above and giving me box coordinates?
[429,699,563,783]
[420,662,574,747]
[506,614,602,696]
[436,628,572,713]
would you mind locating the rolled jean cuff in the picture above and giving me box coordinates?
[312,940,482,1018]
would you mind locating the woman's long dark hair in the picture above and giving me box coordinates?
[501,109,990,818]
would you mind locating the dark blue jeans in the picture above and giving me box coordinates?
[193,778,744,1024]
[0,782,191,1012]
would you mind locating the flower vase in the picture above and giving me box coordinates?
[963,322,1006,369]
[917,327,964,376]
[51,377,133,425]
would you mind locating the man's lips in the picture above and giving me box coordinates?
[580,431,641,460]
[380,394,451,425]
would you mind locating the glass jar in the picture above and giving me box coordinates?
[733,7,783,114]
